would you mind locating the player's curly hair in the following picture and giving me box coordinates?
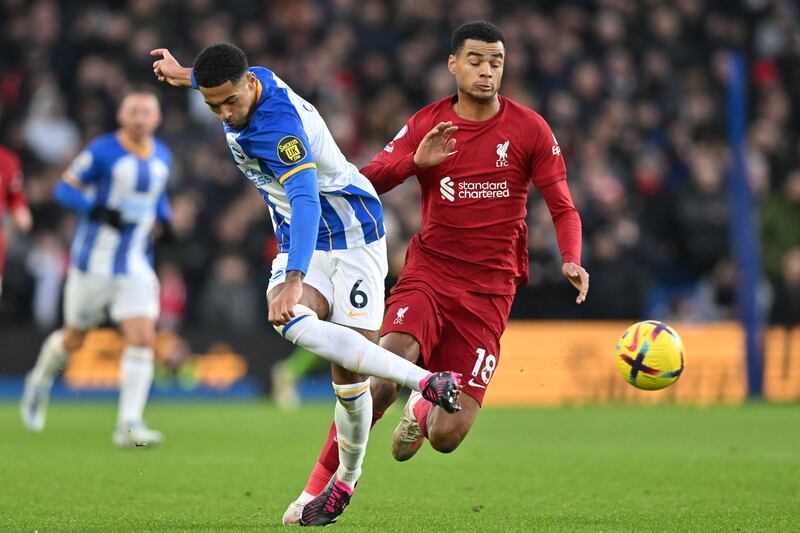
[451,21,506,54]
[193,43,249,88]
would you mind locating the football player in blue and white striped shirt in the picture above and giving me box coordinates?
[21,89,171,448]
[152,43,462,525]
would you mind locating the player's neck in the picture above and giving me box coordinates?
[452,92,500,122]
[116,130,153,159]
[243,80,263,128]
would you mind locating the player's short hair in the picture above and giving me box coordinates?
[193,43,249,88]
[451,21,506,55]
[119,85,160,108]
[124,84,159,99]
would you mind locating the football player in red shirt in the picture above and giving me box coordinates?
[283,21,589,524]
[0,144,32,297]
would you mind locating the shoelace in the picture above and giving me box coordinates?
[322,485,347,514]
[397,417,422,443]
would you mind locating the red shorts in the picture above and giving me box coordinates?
[381,277,513,405]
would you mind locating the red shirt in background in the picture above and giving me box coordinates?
[0,145,28,274]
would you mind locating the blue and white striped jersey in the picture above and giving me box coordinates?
[65,133,171,276]
[223,67,385,253]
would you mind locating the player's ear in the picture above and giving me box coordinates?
[447,54,457,75]
[247,71,257,89]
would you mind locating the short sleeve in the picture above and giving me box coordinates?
[529,114,567,189]
[245,115,317,185]
[64,142,103,185]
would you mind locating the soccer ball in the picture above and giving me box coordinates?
[615,321,685,390]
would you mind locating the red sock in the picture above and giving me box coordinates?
[303,420,337,497]
[303,410,385,497]
[413,398,433,438]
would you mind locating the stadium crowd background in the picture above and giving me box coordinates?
[0,0,798,337]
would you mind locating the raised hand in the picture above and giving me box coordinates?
[413,121,458,168]
[562,262,589,304]
[150,48,192,87]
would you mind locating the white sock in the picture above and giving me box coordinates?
[275,305,429,391]
[29,330,69,390]
[118,346,154,426]
[297,491,315,505]
[332,379,372,489]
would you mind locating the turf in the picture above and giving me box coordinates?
[1,401,799,532]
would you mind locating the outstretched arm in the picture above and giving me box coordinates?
[151,48,193,88]
[539,179,589,304]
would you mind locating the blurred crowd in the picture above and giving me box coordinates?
[1,0,799,333]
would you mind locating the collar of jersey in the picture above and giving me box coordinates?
[115,131,154,159]
[447,94,505,126]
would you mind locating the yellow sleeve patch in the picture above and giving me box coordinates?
[278,162,317,184]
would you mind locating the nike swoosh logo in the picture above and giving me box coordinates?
[347,310,366,317]
[625,323,642,352]
[468,379,487,389]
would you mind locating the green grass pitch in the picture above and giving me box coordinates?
[1,401,799,531]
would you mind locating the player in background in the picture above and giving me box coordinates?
[271,347,323,410]
[21,89,172,448]
[151,43,462,526]
[284,21,590,522]
[0,144,33,297]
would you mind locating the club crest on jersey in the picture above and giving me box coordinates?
[496,140,510,167]
[277,136,307,164]
[393,306,409,325]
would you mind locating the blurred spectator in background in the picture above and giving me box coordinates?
[0,0,799,330]
[0,143,32,298]
[762,170,800,281]
[24,231,66,330]
[157,261,187,330]
[771,247,800,326]
[201,253,259,335]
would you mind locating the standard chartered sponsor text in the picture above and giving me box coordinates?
[458,180,510,199]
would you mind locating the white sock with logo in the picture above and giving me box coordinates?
[332,379,372,489]
[29,330,69,390]
[118,346,155,426]
[276,305,428,391]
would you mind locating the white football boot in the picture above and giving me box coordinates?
[113,422,164,448]
[282,492,314,525]
[20,372,51,432]
[391,390,426,461]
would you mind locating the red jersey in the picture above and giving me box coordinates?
[0,145,28,273]
[0,146,27,221]
[362,95,581,294]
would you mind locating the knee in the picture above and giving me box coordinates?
[370,379,401,411]
[125,330,155,348]
[428,431,465,454]
[428,421,469,454]
[62,329,86,352]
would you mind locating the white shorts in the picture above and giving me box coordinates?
[63,267,160,330]
[267,237,388,331]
